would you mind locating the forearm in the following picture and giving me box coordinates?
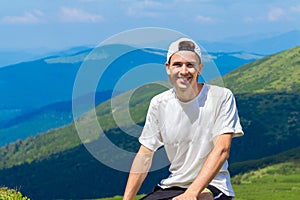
[186,134,233,196]
[123,146,153,200]
[124,171,148,200]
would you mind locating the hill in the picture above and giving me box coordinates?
[232,159,300,199]
[209,51,263,75]
[229,146,300,176]
[0,90,115,147]
[0,83,169,170]
[0,83,170,199]
[211,46,300,162]
[203,30,300,54]
[0,47,299,199]
[212,45,300,94]
[1,29,299,67]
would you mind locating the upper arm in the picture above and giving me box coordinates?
[212,90,243,138]
[139,97,164,151]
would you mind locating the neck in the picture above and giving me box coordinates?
[175,83,203,102]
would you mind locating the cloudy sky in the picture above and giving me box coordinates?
[1,0,300,50]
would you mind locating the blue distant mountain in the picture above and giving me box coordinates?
[0,46,93,67]
[2,29,299,68]
[0,90,116,147]
[201,30,300,54]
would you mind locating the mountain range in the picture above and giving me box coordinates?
[0,44,263,146]
[201,29,300,54]
[0,45,299,199]
[1,29,299,67]
[0,90,115,147]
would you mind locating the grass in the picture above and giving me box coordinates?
[210,45,300,94]
[0,187,30,200]
[232,161,300,200]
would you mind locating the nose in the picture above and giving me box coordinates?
[180,64,189,74]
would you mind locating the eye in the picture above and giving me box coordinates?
[187,63,195,68]
[172,62,182,67]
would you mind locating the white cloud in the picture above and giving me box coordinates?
[267,7,285,21]
[291,4,300,13]
[0,10,44,24]
[244,17,255,23]
[195,15,216,23]
[126,0,165,17]
[244,15,264,23]
[79,0,105,2]
[60,7,104,23]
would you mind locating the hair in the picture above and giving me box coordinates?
[168,40,201,64]
[178,41,196,51]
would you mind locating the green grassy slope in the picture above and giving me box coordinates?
[232,160,300,200]
[230,91,299,162]
[230,146,300,176]
[231,148,300,199]
[0,82,169,170]
[211,45,300,94]
[212,46,300,162]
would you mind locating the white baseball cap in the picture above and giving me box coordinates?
[166,37,202,63]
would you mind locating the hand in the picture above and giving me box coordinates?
[172,192,197,200]
[172,191,213,200]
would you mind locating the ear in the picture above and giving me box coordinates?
[165,62,171,75]
[197,63,204,75]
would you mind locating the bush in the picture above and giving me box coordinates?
[0,187,30,200]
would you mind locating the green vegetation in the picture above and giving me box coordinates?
[230,91,300,162]
[230,147,300,176]
[211,45,300,94]
[0,46,299,199]
[232,161,300,200]
[0,82,169,171]
[0,187,30,200]
[0,102,73,147]
[0,124,81,170]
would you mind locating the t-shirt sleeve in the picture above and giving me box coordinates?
[139,97,164,151]
[212,90,244,138]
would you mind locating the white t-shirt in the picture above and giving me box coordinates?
[139,83,244,197]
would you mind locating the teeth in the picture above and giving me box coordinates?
[179,77,190,80]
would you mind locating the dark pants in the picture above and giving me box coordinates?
[140,185,233,200]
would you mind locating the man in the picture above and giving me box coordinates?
[123,38,244,200]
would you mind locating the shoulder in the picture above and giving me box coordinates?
[206,84,233,98]
[150,88,175,105]
[147,89,175,114]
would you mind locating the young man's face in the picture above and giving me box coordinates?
[166,51,203,91]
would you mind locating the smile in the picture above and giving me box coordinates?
[178,76,192,82]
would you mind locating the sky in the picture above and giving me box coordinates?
[1,0,300,51]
